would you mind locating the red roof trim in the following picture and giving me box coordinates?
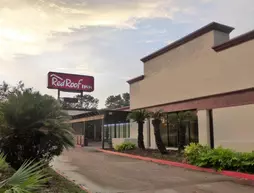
[127,75,144,84]
[213,29,254,52]
[141,22,234,62]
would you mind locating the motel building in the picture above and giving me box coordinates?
[126,22,254,152]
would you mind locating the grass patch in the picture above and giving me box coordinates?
[41,168,87,193]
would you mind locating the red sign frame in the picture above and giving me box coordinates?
[47,72,94,92]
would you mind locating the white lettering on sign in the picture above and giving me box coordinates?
[50,74,93,90]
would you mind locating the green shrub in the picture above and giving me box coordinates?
[184,143,254,173]
[114,142,136,151]
[0,90,74,169]
[184,143,210,166]
[0,160,49,193]
[0,152,9,172]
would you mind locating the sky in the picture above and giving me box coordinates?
[1,0,254,108]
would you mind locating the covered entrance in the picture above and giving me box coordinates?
[69,109,130,148]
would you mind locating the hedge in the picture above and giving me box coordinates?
[184,143,254,173]
[114,142,136,151]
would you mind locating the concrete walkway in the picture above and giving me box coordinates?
[52,147,254,193]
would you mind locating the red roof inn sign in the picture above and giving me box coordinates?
[47,72,94,92]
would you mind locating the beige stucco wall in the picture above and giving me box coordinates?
[213,104,254,152]
[130,30,254,110]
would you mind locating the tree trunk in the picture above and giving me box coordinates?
[138,121,145,149]
[152,119,167,154]
[178,122,186,153]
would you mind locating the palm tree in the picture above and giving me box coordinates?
[127,109,149,149]
[0,153,49,193]
[150,110,168,154]
[168,111,197,153]
[0,89,74,169]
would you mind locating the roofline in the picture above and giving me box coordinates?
[127,75,144,84]
[112,106,130,110]
[63,108,99,112]
[71,109,130,119]
[213,29,254,52]
[141,22,234,62]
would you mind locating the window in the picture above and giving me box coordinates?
[160,119,169,146]
[168,121,178,147]
[104,122,130,139]
[160,111,198,148]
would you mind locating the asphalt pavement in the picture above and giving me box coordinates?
[52,147,254,193]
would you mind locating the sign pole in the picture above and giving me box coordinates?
[101,118,105,149]
[57,89,60,100]
[80,91,83,108]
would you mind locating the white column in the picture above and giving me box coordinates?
[149,118,157,149]
[197,110,211,146]
[130,121,138,138]
[146,118,151,148]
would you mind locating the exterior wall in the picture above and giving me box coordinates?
[213,104,254,152]
[129,26,254,151]
[130,31,254,110]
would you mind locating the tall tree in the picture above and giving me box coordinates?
[150,110,168,154]
[105,93,129,109]
[61,94,99,109]
[0,81,29,101]
[127,109,149,149]
[0,81,10,101]
[75,94,99,109]
[122,92,130,107]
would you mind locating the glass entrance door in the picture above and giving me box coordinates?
[160,111,199,148]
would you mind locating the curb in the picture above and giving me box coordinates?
[53,168,91,193]
[97,148,254,181]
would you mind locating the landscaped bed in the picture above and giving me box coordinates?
[107,142,254,175]
[105,148,184,163]
[0,165,86,193]
[42,168,86,193]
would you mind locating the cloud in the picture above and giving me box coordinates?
[172,0,254,36]
[206,0,254,35]
[1,0,254,60]
[0,0,189,60]
[1,0,254,108]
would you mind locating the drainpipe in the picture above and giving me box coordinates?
[101,119,104,149]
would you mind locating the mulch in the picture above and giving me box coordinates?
[105,148,184,163]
